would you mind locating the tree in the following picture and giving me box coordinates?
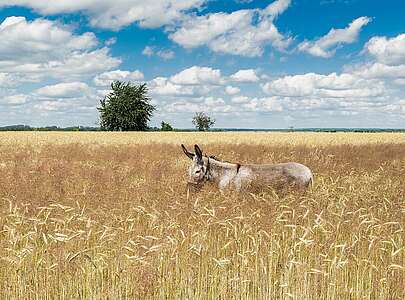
[98,81,155,131]
[192,112,215,131]
[161,121,174,131]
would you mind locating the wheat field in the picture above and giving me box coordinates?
[1,131,405,146]
[0,132,404,299]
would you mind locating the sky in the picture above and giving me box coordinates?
[0,0,404,129]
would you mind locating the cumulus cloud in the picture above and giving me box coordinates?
[142,46,175,60]
[0,17,120,81]
[393,79,405,86]
[33,100,94,112]
[170,10,250,49]
[0,16,97,62]
[0,72,26,88]
[347,62,405,79]
[298,16,371,58]
[364,34,405,65]
[156,49,175,60]
[148,66,265,99]
[148,66,263,101]
[94,70,144,87]
[341,33,405,87]
[150,78,216,98]
[262,72,385,98]
[0,94,30,106]
[35,82,92,98]
[165,96,233,113]
[242,97,283,112]
[142,46,154,57]
[170,66,223,85]
[263,0,291,18]
[0,0,204,30]
[225,86,241,95]
[142,46,176,60]
[229,69,259,82]
[105,37,117,46]
[22,81,102,115]
[149,77,196,96]
[231,95,249,103]
[169,0,292,57]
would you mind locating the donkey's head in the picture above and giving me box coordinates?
[181,144,210,186]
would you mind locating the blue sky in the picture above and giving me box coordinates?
[0,0,404,128]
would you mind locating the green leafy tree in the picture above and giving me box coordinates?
[98,81,155,131]
[192,112,215,131]
[161,121,174,131]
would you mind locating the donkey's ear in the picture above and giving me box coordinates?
[194,144,203,160]
[181,144,194,159]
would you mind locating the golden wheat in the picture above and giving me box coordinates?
[0,131,405,146]
[0,133,403,299]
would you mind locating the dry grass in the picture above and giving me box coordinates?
[1,131,405,146]
[0,133,404,299]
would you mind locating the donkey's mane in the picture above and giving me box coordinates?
[206,154,241,173]
[206,155,231,163]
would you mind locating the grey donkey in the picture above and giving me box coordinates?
[182,144,313,192]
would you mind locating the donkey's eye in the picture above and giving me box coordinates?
[195,170,201,174]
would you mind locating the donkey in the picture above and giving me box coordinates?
[181,144,313,192]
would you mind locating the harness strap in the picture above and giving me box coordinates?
[204,156,211,180]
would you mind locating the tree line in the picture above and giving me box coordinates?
[98,80,215,131]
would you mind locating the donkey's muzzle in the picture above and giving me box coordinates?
[187,182,202,192]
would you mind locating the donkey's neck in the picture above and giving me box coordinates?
[203,157,239,184]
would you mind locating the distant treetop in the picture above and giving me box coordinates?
[98,81,155,131]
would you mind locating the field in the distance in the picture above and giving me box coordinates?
[1,131,405,146]
[0,132,404,299]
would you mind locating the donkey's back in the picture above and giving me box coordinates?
[246,162,313,189]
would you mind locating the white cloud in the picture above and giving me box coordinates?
[364,34,405,65]
[204,96,226,107]
[142,46,175,60]
[263,0,291,18]
[165,96,233,113]
[231,95,249,103]
[33,100,92,112]
[0,94,30,105]
[170,66,222,85]
[155,80,215,97]
[0,16,97,62]
[43,48,121,79]
[298,16,371,58]
[229,69,259,82]
[35,82,92,98]
[0,48,120,81]
[169,0,292,57]
[0,0,204,30]
[157,49,175,60]
[105,37,117,46]
[170,10,250,49]
[142,46,154,57]
[394,78,405,86]
[27,82,101,114]
[348,62,405,79]
[0,17,121,81]
[94,70,144,87]
[381,98,405,112]
[262,72,385,98]
[334,32,405,119]
[149,77,196,96]
[225,86,240,95]
[242,97,283,112]
[0,72,22,88]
